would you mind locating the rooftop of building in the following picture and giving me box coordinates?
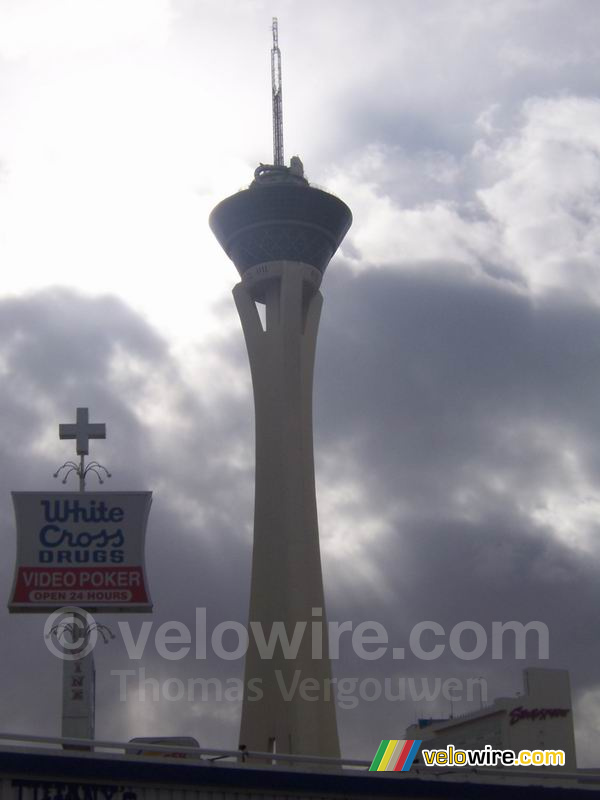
[1,734,599,798]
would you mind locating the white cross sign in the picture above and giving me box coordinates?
[59,408,106,456]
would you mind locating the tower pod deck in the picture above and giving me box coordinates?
[209,181,352,278]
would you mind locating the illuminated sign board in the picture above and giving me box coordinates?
[509,706,570,726]
[8,492,152,613]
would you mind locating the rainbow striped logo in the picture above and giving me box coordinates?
[369,739,422,772]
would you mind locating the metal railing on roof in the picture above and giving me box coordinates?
[0,732,371,770]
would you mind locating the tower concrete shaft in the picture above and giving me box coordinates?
[209,166,351,757]
[234,261,338,757]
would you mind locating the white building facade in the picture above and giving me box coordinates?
[407,668,577,769]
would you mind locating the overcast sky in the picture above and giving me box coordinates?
[1,0,600,767]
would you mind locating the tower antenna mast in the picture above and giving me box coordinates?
[271,17,284,166]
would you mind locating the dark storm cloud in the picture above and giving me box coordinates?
[0,289,170,734]
[0,289,163,453]
[1,266,599,760]
[0,289,254,744]
[317,266,600,502]
[314,264,600,757]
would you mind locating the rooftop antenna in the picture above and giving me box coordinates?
[271,17,284,166]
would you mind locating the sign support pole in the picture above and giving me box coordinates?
[55,408,109,745]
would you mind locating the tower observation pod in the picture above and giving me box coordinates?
[209,19,352,759]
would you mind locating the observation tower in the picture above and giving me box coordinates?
[209,18,352,758]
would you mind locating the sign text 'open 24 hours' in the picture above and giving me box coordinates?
[8,492,152,613]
